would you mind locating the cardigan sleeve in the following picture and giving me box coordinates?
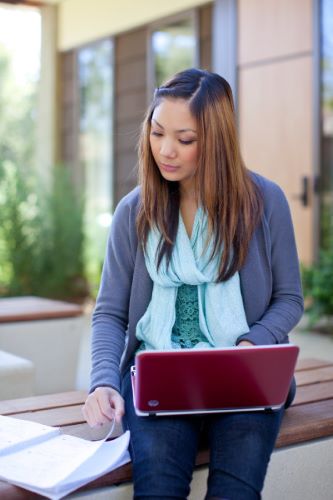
[90,195,136,394]
[237,182,304,345]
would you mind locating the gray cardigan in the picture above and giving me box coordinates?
[90,172,304,393]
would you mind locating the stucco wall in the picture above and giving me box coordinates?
[58,0,210,50]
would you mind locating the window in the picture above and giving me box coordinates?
[320,0,333,246]
[149,12,198,94]
[78,39,113,280]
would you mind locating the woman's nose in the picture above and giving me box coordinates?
[160,139,176,158]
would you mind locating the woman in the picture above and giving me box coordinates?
[83,68,303,499]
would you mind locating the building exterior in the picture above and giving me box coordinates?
[28,0,333,265]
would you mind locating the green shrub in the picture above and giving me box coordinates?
[0,162,89,300]
[302,248,333,324]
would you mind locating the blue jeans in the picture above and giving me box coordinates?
[121,369,285,500]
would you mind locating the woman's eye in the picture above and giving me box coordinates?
[179,139,195,145]
[151,131,162,137]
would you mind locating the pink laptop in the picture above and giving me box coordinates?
[131,344,299,416]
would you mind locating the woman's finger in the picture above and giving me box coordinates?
[83,391,109,427]
[96,387,115,420]
[109,390,125,423]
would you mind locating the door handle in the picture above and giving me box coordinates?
[293,176,310,207]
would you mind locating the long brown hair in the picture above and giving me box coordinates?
[137,68,263,282]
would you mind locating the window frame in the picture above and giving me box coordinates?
[75,35,115,212]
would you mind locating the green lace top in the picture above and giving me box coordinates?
[171,284,207,348]
[137,283,207,351]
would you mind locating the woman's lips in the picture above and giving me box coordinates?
[160,163,180,173]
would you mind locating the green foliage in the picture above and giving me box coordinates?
[301,203,333,326]
[0,162,89,299]
[302,249,333,323]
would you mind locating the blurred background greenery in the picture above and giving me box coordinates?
[0,161,88,299]
[0,41,90,301]
[302,203,333,329]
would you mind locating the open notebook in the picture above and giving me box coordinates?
[131,344,299,416]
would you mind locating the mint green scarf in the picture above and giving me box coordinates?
[136,207,249,350]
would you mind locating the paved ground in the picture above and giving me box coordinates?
[290,323,333,361]
[76,312,333,391]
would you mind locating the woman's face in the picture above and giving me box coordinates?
[150,98,198,192]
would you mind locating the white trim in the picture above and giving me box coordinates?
[212,0,237,107]
[313,0,321,261]
[76,36,115,213]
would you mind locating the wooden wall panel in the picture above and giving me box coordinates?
[238,0,315,264]
[115,29,148,63]
[240,58,313,188]
[238,0,312,65]
[59,50,79,184]
[199,3,212,70]
[114,28,147,205]
[239,57,313,264]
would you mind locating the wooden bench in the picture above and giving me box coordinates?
[0,358,333,499]
[0,296,83,323]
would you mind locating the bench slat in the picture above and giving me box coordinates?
[293,380,333,406]
[276,398,333,447]
[295,358,333,371]
[0,391,87,415]
[295,366,333,386]
[0,483,38,499]
[11,405,84,427]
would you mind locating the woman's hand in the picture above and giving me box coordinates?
[237,340,255,347]
[82,387,125,428]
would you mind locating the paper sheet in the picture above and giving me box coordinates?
[0,415,59,455]
[0,416,131,499]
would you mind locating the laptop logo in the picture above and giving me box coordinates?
[148,400,159,407]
